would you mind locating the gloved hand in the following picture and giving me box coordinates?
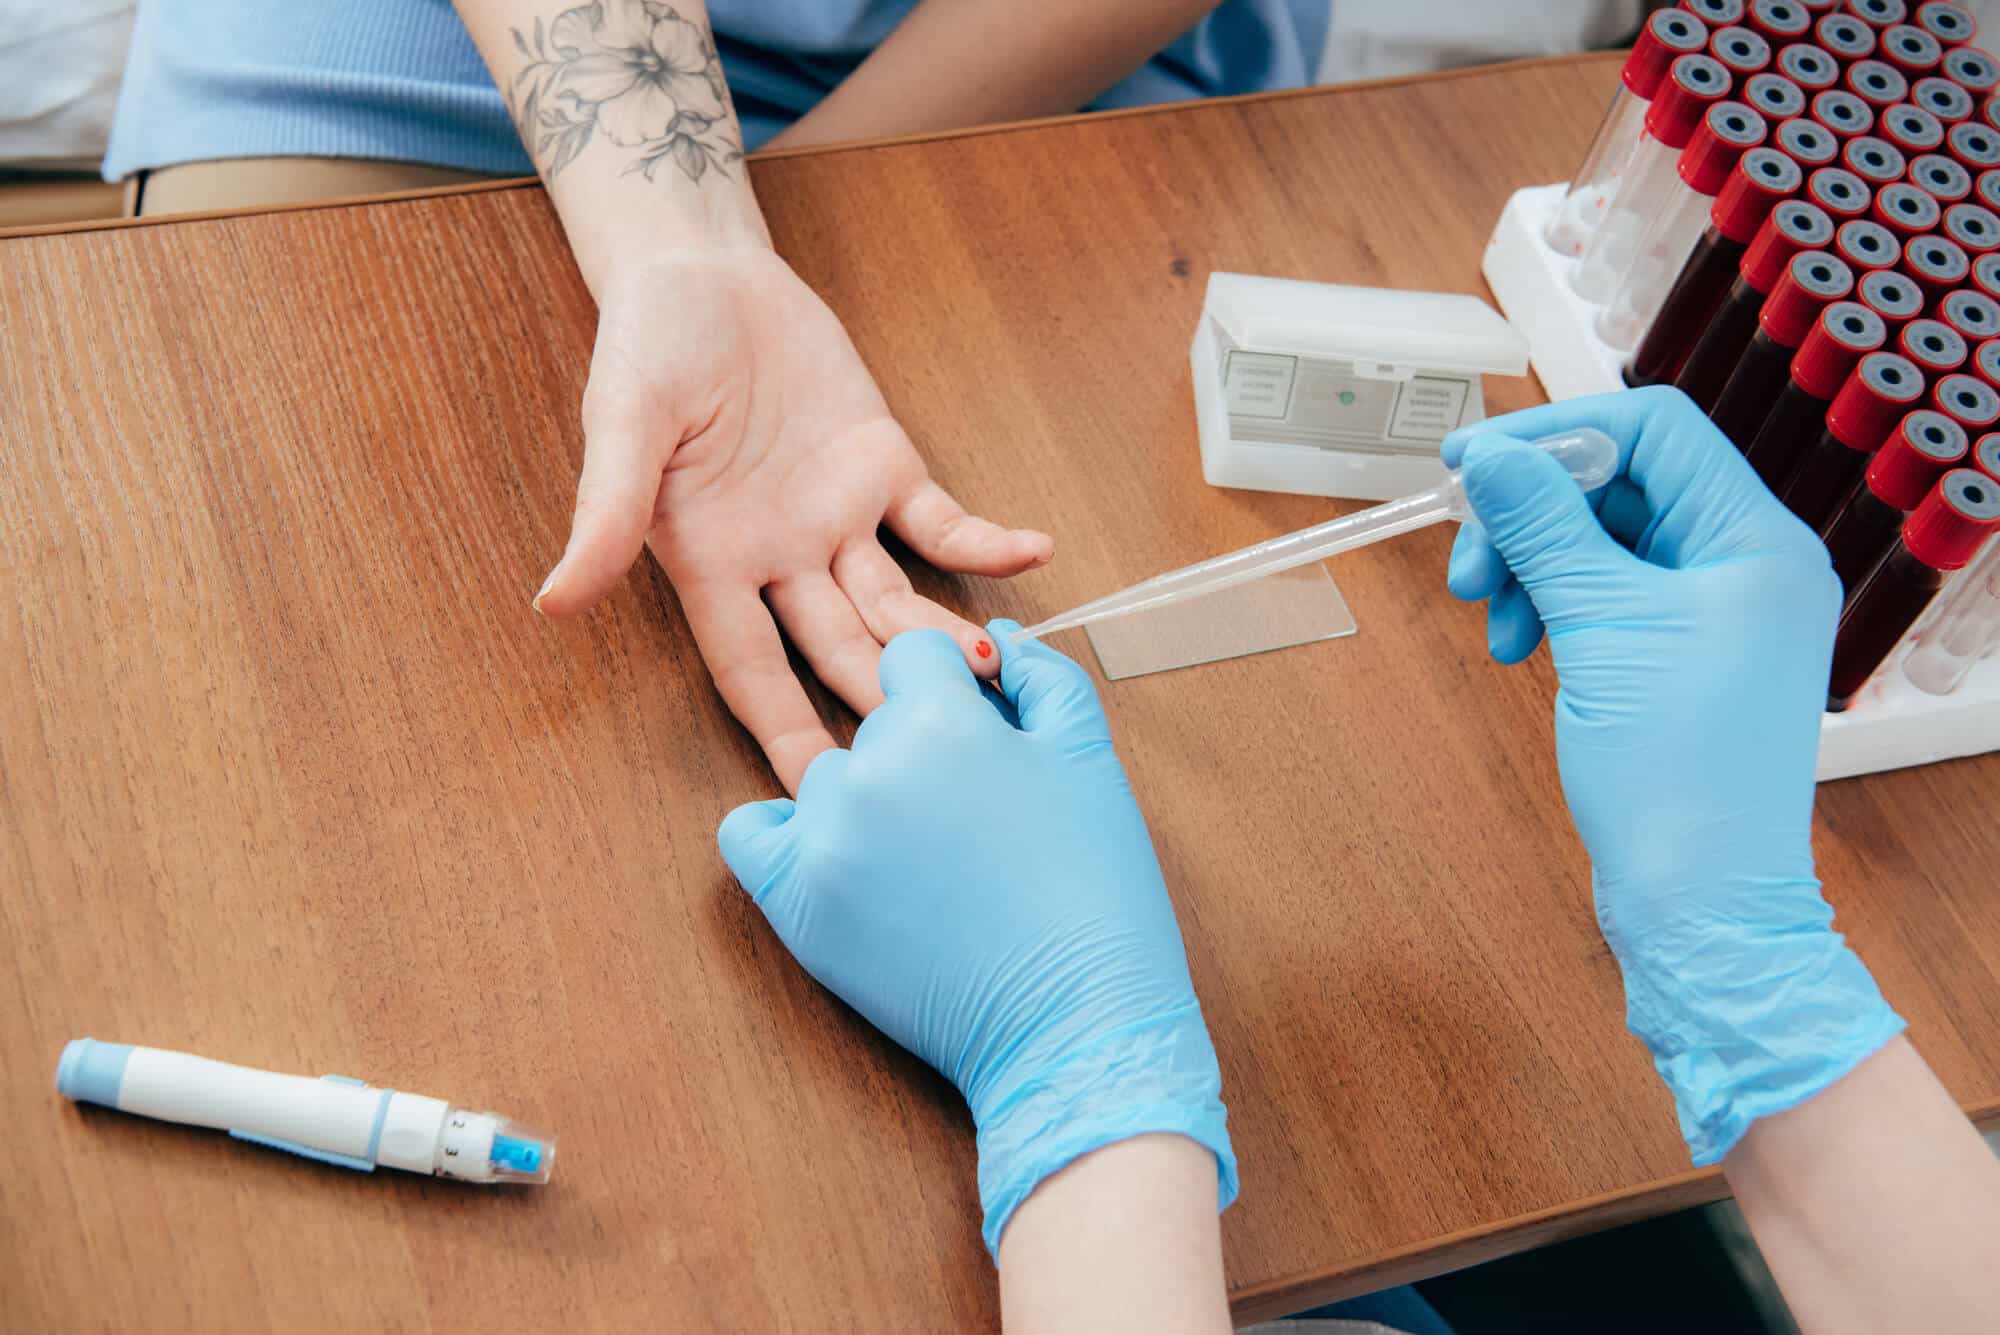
[717,624,1235,1253]
[1442,386,1904,1165]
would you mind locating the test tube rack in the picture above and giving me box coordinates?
[1483,181,2000,783]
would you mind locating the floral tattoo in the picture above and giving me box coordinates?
[508,0,742,184]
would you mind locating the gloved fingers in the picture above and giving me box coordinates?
[1456,432,1630,593]
[1447,516,1510,602]
[1442,390,1648,474]
[795,745,852,806]
[988,619,1113,748]
[1596,477,1655,553]
[877,629,982,701]
[717,796,798,903]
[1486,577,1546,664]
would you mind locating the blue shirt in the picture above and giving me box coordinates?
[103,0,1326,181]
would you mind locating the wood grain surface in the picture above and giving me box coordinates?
[4,54,1997,1333]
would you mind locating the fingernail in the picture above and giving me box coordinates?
[974,639,993,660]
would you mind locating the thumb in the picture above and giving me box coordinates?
[534,421,664,618]
[1458,433,1626,593]
[716,797,797,905]
[989,619,1112,749]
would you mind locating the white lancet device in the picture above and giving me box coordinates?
[58,1038,554,1184]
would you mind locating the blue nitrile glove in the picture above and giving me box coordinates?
[716,625,1235,1254]
[1441,386,1905,1165]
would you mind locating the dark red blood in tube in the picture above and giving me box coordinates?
[1745,300,1889,479]
[1676,199,1837,406]
[1829,466,2000,707]
[1713,248,1858,448]
[1778,350,1927,524]
[1823,407,1968,593]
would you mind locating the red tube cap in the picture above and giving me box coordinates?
[1628,9,1714,99]
[1683,103,1773,192]
[1902,466,2000,567]
[1977,432,2000,479]
[1942,45,2000,93]
[1915,76,1976,124]
[1859,266,1927,325]
[1809,165,1875,220]
[1776,117,1841,168]
[1911,152,1974,200]
[1916,2,1977,46]
[1849,59,1912,109]
[1933,371,2000,432]
[1981,167,2000,210]
[1748,73,1808,124]
[1793,300,1891,395]
[1828,350,1929,448]
[1898,315,1971,374]
[1974,250,2000,300]
[1948,120,2000,169]
[1874,179,1944,233]
[1975,334,2000,386]
[1648,55,1734,149]
[1685,0,1749,25]
[1814,88,1877,137]
[1883,102,1948,155]
[1881,24,1945,77]
[1780,44,1842,93]
[1761,249,1858,346]
[1752,0,1814,42]
[1866,407,1969,507]
[1943,199,2000,251]
[1847,0,1908,29]
[1714,148,1806,240]
[1905,233,1973,304]
[1743,197,1838,288]
[1940,288,2000,344]
[1836,216,1902,270]
[1844,133,1908,184]
[1818,12,1879,58]
[1712,26,1775,76]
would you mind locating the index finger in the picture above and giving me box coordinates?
[677,581,836,795]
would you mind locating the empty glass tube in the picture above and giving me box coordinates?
[1904,534,2000,692]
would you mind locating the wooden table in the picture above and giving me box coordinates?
[5,53,1997,1332]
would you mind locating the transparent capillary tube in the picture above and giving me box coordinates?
[1903,536,2000,693]
[1011,430,1619,643]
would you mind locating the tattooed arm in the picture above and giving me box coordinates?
[767,1,1220,151]
[453,0,1053,793]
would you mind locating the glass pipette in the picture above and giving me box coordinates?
[1011,429,1619,643]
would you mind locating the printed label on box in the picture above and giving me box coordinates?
[1222,351,1297,419]
[1222,351,1473,455]
[1387,376,1472,442]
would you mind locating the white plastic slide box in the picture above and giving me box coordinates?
[1191,272,1530,502]
[1483,181,2000,782]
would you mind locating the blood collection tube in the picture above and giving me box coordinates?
[1839,216,1905,272]
[1947,118,2000,171]
[1914,76,1976,124]
[1751,0,1816,42]
[1676,199,1838,406]
[1712,249,1859,448]
[1743,300,1889,476]
[1828,466,2000,707]
[1943,199,2000,251]
[1779,43,1843,95]
[1714,25,1775,77]
[1819,10,1882,58]
[1845,0,1908,28]
[1901,314,1971,378]
[1814,87,1877,139]
[1547,9,1713,255]
[1752,75,1810,128]
[1880,24,1946,78]
[1822,407,1968,589]
[1573,55,1733,300]
[1598,103,1772,350]
[1941,45,2000,95]
[1685,0,1749,24]
[1902,532,2000,693]
[1626,148,1804,384]
[1905,233,1973,307]
[1860,265,1928,329]
[1975,333,2000,387]
[1915,1,1979,44]
[1982,428,2000,480]
[1882,103,1948,160]
[1982,169,2000,211]
[1811,164,1878,225]
[1845,133,1909,185]
[1934,371,2000,444]
[1849,59,1912,112]
[1777,116,1842,171]
[1941,289,2000,348]
[1777,350,1927,521]
[1875,178,1945,237]
[1911,151,1975,199]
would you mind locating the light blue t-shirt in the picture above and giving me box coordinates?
[102,0,1327,180]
